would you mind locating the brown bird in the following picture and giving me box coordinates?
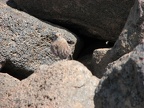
[51,32,73,59]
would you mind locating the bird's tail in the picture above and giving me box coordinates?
[69,54,73,60]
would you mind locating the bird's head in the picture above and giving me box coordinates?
[51,32,63,41]
[55,32,62,38]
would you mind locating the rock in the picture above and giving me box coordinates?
[0,73,20,101]
[111,0,144,59]
[0,60,99,108]
[92,48,111,78]
[0,1,78,79]
[94,43,144,108]
[92,0,144,78]
[13,0,134,41]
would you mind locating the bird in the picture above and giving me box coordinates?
[51,32,73,59]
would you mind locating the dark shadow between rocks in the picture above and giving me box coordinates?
[6,0,18,9]
[77,36,114,72]
[1,59,34,80]
[78,36,114,57]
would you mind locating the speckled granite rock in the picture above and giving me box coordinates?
[94,43,144,108]
[111,0,144,59]
[0,60,99,108]
[0,73,20,100]
[92,48,111,78]
[0,2,78,79]
[92,0,144,78]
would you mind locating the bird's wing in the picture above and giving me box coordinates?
[57,40,72,59]
[51,38,72,59]
[51,42,58,56]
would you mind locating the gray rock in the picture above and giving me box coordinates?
[92,48,111,78]
[94,43,144,108]
[13,0,134,41]
[0,2,78,78]
[0,73,20,101]
[111,0,144,59]
[92,0,144,78]
[0,60,99,108]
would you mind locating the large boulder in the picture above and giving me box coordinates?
[0,1,78,79]
[94,43,144,108]
[111,0,144,59]
[13,0,134,41]
[0,73,20,101]
[92,0,144,78]
[0,60,99,108]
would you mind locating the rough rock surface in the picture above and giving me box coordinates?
[92,0,144,78]
[111,0,144,59]
[94,43,144,108]
[0,73,20,100]
[13,0,134,41]
[0,60,99,108]
[92,48,111,78]
[0,2,78,78]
